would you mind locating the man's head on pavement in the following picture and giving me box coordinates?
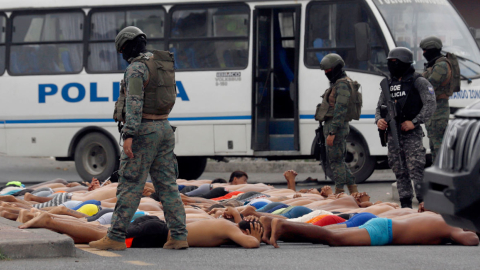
[229,171,248,185]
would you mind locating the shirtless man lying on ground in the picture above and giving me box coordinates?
[17,211,263,249]
[261,214,479,247]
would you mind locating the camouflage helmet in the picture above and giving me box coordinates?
[115,26,147,53]
[319,53,345,70]
[419,36,443,50]
[387,47,413,64]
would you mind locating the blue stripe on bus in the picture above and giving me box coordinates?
[3,114,375,124]
[4,116,252,124]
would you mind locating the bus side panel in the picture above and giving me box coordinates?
[174,124,214,156]
[213,124,247,154]
[0,121,6,154]
[4,125,119,157]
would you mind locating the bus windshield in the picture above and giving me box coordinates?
[373,0,480,77]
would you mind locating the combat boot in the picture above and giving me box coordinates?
[89,235,126,250]
[400,198,413,209]
[163,235,189,250]
[347,184,358,195]
[335,187,345,194]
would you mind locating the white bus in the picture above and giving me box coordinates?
[1,0,479,183]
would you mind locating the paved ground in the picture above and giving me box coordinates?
[1,242,479,270]
[1,154,478,269]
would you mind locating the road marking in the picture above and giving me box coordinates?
[75,244,122,257]
[125,261,154,266]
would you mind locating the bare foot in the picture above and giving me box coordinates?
[270,218,287,248]
[259,216,272,244]
[47,205,67,215]
[0,195,17,202]
[24,193,52,203]
[18,212,51,229]
[16,209,35,223]
[23,193,34,201]
[0,210,18,220]
[0,205,20,214]
[320,186,333,197]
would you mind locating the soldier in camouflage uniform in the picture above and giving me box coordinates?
[376,47,436,208]
[90,26,188,251]
[420,36,451,162]
[315,54,358,195]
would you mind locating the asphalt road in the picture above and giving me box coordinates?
[1,154,479,269]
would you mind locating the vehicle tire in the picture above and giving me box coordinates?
[74,132,118,182]
[177,156,207,180]
[346,133,375,184]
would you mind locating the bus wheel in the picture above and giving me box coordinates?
[177,156,207,180]
[74,132,117,181]
[346,133,375,184]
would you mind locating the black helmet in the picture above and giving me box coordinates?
[387,47,414,64]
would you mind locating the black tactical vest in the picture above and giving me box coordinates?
[388,72,423,123]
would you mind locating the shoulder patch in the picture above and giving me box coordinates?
[428,86,435,95]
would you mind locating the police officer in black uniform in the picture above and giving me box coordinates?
[375,47,436,208]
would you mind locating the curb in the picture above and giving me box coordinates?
[205,161,323,173]
[0,217,75,259]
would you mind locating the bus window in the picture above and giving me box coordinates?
[373,0,480,77]
[9,11,84,75]
[0,15,5,75]
[88,8,165,73]
[170,5,249,70]
[305,1,387,72]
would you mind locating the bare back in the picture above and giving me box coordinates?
[186,219,238,247]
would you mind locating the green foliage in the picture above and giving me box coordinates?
[0,251,9,261]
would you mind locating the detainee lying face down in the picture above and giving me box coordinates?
[229,171,248,185]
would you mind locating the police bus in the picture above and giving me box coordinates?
[1,0,479,182]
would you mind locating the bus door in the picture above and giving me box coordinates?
[252,6,300,152]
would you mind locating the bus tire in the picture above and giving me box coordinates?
[346,133,375,184]
[74,132,117,182]
[177,156,207,180]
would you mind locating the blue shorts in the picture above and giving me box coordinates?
[358,218,393,246]
[338,212,378,228]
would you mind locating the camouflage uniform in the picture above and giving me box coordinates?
[107,52,187,242]
[322,74,356,190]
[423,60,451,162]
[375,75,436,203]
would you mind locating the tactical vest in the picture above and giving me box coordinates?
[113,80,127,122]
[422,54,460,97]
[113,50,177,122]
[388,72,423,123]
[315,77,362,122]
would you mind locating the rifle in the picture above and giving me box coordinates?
[380,78,402,158]
[379,105,387,147]
[314,123,333,180]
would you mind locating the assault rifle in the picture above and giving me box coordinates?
[379,105,388,147]
[314,123,333,180]
[379,78,402,158]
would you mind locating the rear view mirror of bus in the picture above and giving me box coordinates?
[354,22,371,62]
